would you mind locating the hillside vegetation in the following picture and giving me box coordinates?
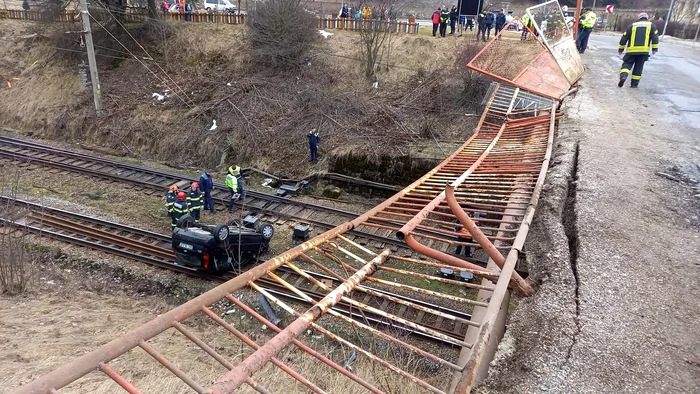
[0,17,489,177]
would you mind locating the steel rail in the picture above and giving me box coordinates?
[0,196,470,343]
[0,136,409,249]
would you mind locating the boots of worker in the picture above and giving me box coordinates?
[618,76,626,88]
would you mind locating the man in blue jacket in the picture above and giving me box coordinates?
[308,128,320,163]
[199,170,215,213]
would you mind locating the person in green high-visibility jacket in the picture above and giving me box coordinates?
[576,7,597,54]
[521,14,535,41]
[225,165,239,213]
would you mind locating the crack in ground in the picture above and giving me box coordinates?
[562,142,581,363]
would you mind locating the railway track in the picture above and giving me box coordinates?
[0,135,412,252]
[11,84,559,394]
[0,196,473,344]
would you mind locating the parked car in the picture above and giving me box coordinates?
[203,0,236,12]
[172,215,274,273]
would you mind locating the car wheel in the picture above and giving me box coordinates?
[259,223,274,241]
[176,214,195,229]
[205,7,211,11]
[214,224,230,242]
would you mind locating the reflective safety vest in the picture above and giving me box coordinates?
[440,9,450,23]
[619,20,659,54]
[581,12,596,29]
[165,191,177,213]
[171,200,189,219]
[187,190,203,211]
[522,14,533,28]
[225,173,238,192]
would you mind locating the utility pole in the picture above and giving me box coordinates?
[661,0,676,42]
[79,0,104,116]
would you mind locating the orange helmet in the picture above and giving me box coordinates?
[191,182,199,190]
[177,191,186,200]
[169,185,178,192]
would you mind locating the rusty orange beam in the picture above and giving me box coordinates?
[208,250,391,393]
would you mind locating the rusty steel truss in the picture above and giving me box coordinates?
[12,84,560,394]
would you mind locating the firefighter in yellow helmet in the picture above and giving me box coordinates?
[618,12,659,88]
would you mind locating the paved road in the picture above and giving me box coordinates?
[482,34,700,393]
[588,34,700,137]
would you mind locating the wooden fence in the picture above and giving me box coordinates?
[0,9,419,33]
[319,18,420,34]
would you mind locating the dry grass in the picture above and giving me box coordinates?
[0,19,489,178]
[1,284,454,393]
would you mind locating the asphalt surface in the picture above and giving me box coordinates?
[480,34,700,393]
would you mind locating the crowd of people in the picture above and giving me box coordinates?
[165,166,245,229]
[430,7,515,40]
[337,3,398,21]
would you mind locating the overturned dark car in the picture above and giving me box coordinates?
[171,214,274,272]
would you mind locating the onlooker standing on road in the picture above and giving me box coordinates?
[476,11,485,40]
[576,7,596,54]
[432,8,441,37]
[449,5,458,35]
[617,13,658,88]
[308,128,320,163]
[199,170,215,213]
[439,6,450,38]
[22,0,30,17]
[521,13,535,41]
[466,16,474,31]
[483,10,495,40]
[495,9,506,35]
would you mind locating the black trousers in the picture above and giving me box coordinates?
[576,28,592,53]
[495,23,504,35]
[482,24,493,40]
[439,22,447,37]
[432,23,439,36]
[450,19,456,34]
[620,54,648,86]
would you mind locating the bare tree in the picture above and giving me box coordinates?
[0,168,34,295]
[247,0,319,72]
[358,0,400,80]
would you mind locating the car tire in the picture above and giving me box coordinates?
[205,7,211,11]
[259,223,274,241]
[176,214,195,229]
[214,224,230,242]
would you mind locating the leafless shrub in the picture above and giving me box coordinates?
[0,169,34,295]
[247,0,319,72]
[358,0,402,79]
[454,41,492,106]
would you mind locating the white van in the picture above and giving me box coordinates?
[203,0,236,12]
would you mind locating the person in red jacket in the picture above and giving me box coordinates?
[432,8,441,37]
